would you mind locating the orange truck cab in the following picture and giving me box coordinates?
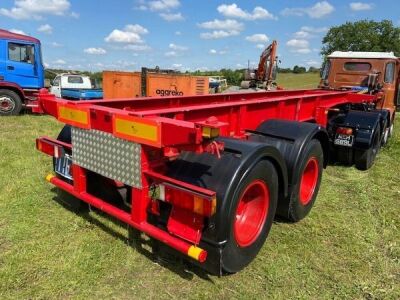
[319,51,399,124]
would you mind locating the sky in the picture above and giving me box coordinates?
[0,0,398,72]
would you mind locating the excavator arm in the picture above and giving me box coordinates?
[241,40,278,90]
[257,40,277,82]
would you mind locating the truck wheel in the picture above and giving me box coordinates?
[354,125,381,171]
[382,127,389,146]
[287,139,323,222]
[388,123,394,138]
[221,160,278,273]
[381,119,389,146]
[0,89,22,115]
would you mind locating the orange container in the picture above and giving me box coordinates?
[103,71,141,99]
[146,74,208,97]
[102,71,208,98]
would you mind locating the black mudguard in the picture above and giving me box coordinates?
[166,137,288,274]
[248,119,330,218]
[335,110,387,150]
[249,119,329,183]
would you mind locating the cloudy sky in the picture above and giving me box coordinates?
[0,0,398,72]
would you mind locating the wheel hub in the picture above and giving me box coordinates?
[0,96,15,113]
[234,180,269,247]
[299,157,319,205]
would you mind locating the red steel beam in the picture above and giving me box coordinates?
[38,89,376,148]
[46,174,208,263]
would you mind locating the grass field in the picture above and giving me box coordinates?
[276,72,321,89]
[0,73,399,299]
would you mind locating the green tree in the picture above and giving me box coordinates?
[277,67,293,73]
[308,67,320,73]
[293,65,306,74]
[321,20,400,57]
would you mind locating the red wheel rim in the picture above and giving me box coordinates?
[1,100,10,109]
[299,157,319,205]
[234,180,269,247]
[0,97,14,113]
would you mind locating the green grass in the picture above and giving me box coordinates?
[277,72,321,89]
[0,75,399,299]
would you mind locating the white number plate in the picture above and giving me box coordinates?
[55,154,73,180]
[334,134,354,147]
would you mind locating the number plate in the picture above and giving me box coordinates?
[334,134,354,147]
[55,154,73,180]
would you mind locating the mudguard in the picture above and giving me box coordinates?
[166,138,288,274]
[0,81,25,100]
[248,119,330,218]
[338,110,387,149]
[249,119,330,184]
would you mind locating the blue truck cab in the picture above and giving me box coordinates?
[0,29,44,115]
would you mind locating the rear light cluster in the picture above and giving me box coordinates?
[150,183,217,217]
[36,138,65,158]
[336,127,353,135]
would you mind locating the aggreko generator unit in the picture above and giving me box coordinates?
[102,68,209,99]
[36,80,395,274]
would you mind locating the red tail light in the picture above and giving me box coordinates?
[336,127,353,135]
[152,183,216,217]
[36,138,65,158]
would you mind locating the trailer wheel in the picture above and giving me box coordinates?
[0,89,22,116]
[221,160,278,273]
[354,124,381,171]
[287,139,323,222]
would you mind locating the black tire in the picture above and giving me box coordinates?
[0,89,22,115]
[354,124,381,171]
[287,139,323,222]
[381,119,389,146]
[221,160,278,273]
[382,128,389,146]
[388,122,394,138]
